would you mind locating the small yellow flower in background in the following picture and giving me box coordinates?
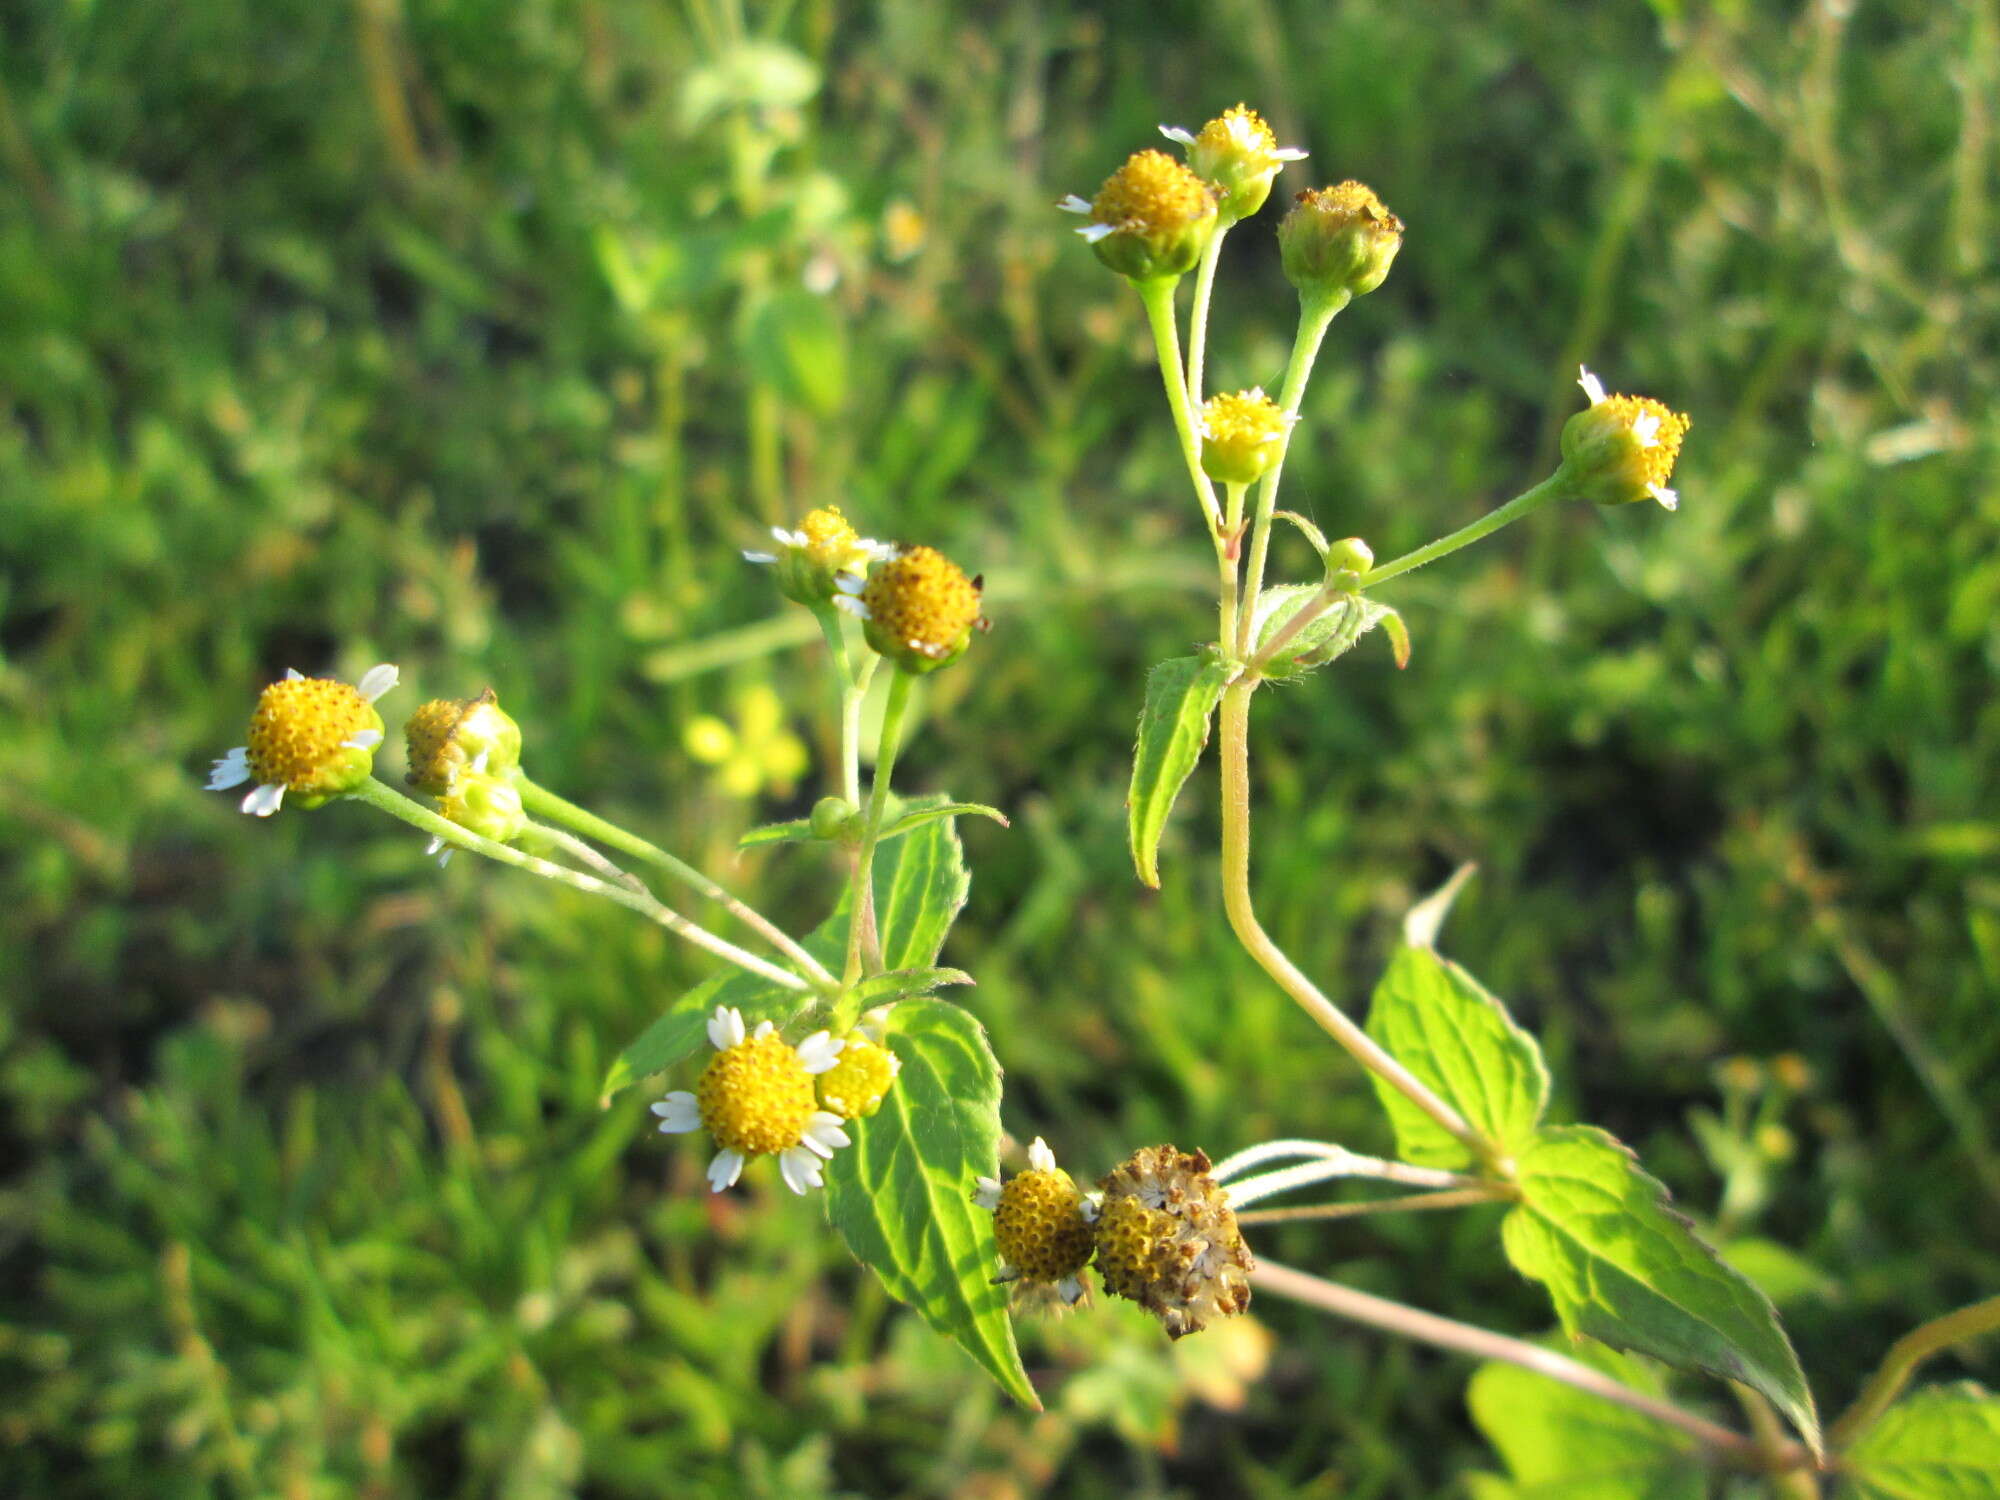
[651,1005,851,1194]
[1058,149,1219,282]
[835,544,984,674]
[1199,388,1294,485]
[744,505,894,605]
[208,664,399,816]
[1278,181,1404,301]
[404,689,524,797]
[882,199,926,262]
[1561,366,1690,511]
[1160,104,1307,221]
[816,1008,902,1120]
[683,683,810,798]
[974,1137,1097,1308]
[1094,1144,1253,1340]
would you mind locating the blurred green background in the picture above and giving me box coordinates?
[3,0,1997,1493]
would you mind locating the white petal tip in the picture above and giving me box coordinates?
[1652,486,1680,512]
[973,1178,1003,1210]
[206,749,252,790]
[833,596,868,619]
[1056,194,1093,214]
[1158,125,1196,146]
[1027,1137,1057,1173]
[342,729,383,751]
[240,783,285,817]
[1275,146,1309,160]
[357,664,400,703]
[1076,223,1117,244]
[741,551,777,564]
[1577,366,1607,405]
[284,668,304,680]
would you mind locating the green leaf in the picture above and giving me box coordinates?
[1249,585,1401,678]
[822,999,1037,1408]
[1842,1382,2000,1498]
[601,795,970,1100]
[1467,1343,1702,1500]
[1127,655,1229,888]
[738,818,814,849]
[878,802,1010,842]
[740,286,847,418]
[1364,942,1549,1170]
[851,967,973,1005]
[1502,1125,1819,1453]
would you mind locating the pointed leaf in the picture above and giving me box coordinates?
[1364,943,1549,1169]
[823,999,1037,1408]
[1502,1125,1819,1453]
[874,794,969,971]
[1468,1343,1702,1500]
[1842,1382,2000,1498]
[878,802,1010,842]
[1128,655,1229,888]
[739,818,814,849]
[852,967,974,1005]
[1250,585,1399,679]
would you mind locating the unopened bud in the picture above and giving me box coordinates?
[1279,181,1403,302]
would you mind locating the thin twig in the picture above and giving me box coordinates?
[1236,1187,1506,1225]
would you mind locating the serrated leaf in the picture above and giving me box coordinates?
[1502,1125,1819,1453]
[1842,1382,2000,1498]
[1364,943,1549,1169]
[1128,655,1229,888]
[739,818,814,849]
[878,802,1009,842]
[601,796,969,1100]
[1467,1343,1702,1500]
[1249,585,1398,678]
[851,967,973,1005]
[822,999,1036,1408]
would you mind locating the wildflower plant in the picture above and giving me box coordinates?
[200,100,2000,1495]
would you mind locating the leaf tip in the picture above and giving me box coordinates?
[1404,863,1478,948]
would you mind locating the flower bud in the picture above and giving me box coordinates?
[837,545,984,674]
[1558,367,1689,511]
[1324,536,1373,584]
[1163,105,1306,222]
[745,506,891,605]
[809,795,860,842]
[1278,182,1404,302]
[1198,388,1291,485]
[439,770,527,845]
[1060,150,1218,283]
[404,690,523,797]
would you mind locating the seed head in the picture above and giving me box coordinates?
[1560,367,1690,511]
[1278,181,1404,302]
[1199,388,1292,485]
[404,690,524,796]
[846,545,984,673]
[1094,1144,1253,1339]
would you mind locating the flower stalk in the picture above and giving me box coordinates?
[846,667,916,984]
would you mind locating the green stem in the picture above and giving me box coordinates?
[846,668,915,984]
[517,777,834,989]
[1254,1261,1767,1463]
[811,602,876,808]
[1829,1294,2000,1449]
[1233,290,1346,657]
[1185,220,1233,413]
[1136,275,1222,535]
[1219,481,1248,652]
[352,778,812,993]
[526,819,651,895]
[1358,474,1567,591]
[1235,1187,1508,1226]
[1217,681,1500,1169]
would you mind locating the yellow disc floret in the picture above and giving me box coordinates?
[696,1032,818,1157]
[859,545,983,673]
[798,507,871,574]
[993,1168,1096,1285]
[1083,150,1219,282]
[1200,388,1290,485]
[1279,181,1404,301]
[816,1030,901,1120]
[244,677,384,804]
[1093,1192,1180,1303]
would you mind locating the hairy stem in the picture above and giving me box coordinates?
[1235,1187,1508,1225]
[352,778,811,993]
[1211,1139,1484,1191]
[517,777,834,988]
[1226,1158,1501,1208]
[1217,681,1499,1169]
[1234,291,1346,657]
[1185,221,1233,414]
[847,667,915,984]
[1137,275,1222,535]
[526,820,651,896]
[1829,1293,2000,1449]
[1254,1261,1768,1462]
[812,602,877,809]
[1358,474,1566,590]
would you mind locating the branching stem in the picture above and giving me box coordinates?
[1829,1293,2000,1449]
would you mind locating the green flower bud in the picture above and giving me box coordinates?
[404,689,523,797]
[1323,536,1374,583]
[1278,181,1404,302]
[1558,367,1689,511]
[440,770,527,845]
[745,506,892,606]
[1060,149,1219,283]
[1198,388,1292,485]
[810,795,860,842]
[1162,105,1307,223]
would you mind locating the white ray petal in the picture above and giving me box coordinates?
[973,1176,1003,1210]
[1056,194,1094,215]
[753,1019,775,1040]
[1058,1275,1086,1304]
[833,572,867,595]
[1577,366,1607,406]
[742,550,778,564]
[795,1031,844,1074]
[342,728,383,751]
[1650,484,1680,512]
[834,595,869,619]
[708,1006,746,1051]
[801,1111,850,1157]
[650,1092,701,1133]
[1158,125,1196,146]
[241,782,285,817]
[285,668,304,680]
[778,1145,825,1194]
[357,664,400,703]
[1631,410,1661,446]
[207,747,251,790]
[707,1149,746,1192]
[1076,223,1117,244]
[1027,1137,1057,1173]
[1274,146,1309,161]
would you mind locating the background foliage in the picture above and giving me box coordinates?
[2,0,1997,1493]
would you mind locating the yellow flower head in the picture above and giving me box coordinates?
[653,1006,851,1195]
[838,544,984,673]
[1560,366,1690,511]
[1094,1144,1253,1339]
[1278,181,1404,302]
[404,689,524,797]
[816,1024,902,1120]
[1059,149,1219,282]
[974,1137,1096,1308]
[746,506,893,605]
[207,664,399,816]
[1162,105,1307,221]
[1199,388,1293,485]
